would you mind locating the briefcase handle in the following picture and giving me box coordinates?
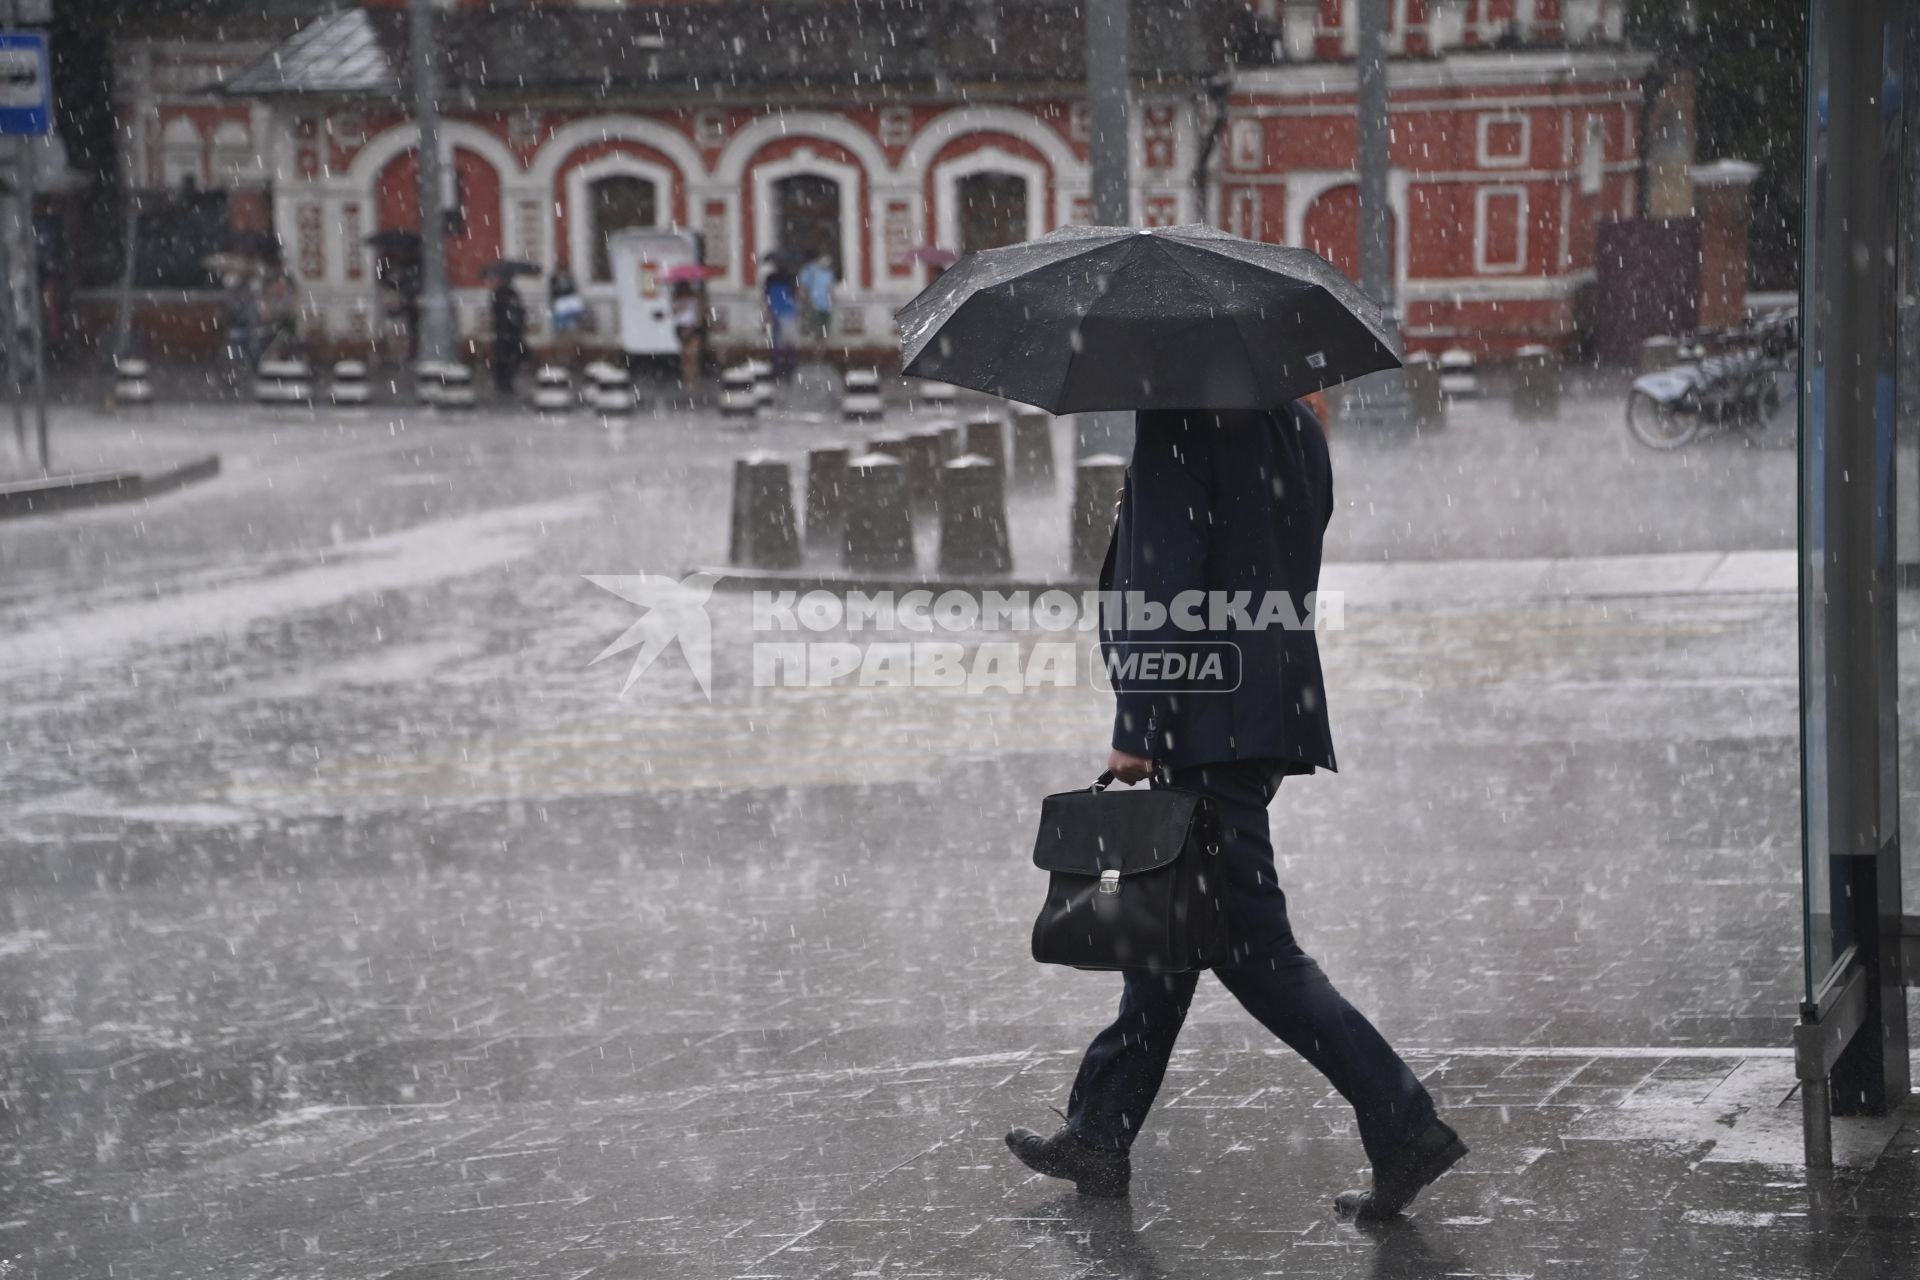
[1089,765,1174,792]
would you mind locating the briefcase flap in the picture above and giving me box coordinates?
[1032,787,1203,878]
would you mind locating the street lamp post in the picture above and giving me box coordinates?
[1081,0,1131,455]
[1345,0,1409,426]
[408,0,453,371]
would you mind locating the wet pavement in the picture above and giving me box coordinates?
[2,386,1914,1278]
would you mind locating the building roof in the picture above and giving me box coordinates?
[221,0,1276,101]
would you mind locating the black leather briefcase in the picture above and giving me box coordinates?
[1029,771,1229,973]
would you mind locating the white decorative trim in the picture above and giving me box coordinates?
[1233,49,1656,95]
[1283,170,1411,299]
[897,105,1084,183]
[1476,113,1531,168]
[933,146,1048,256]
[343,119,522,187]
[564,152,673,287]
[1474,185,1528,274]
[715,112,889,289]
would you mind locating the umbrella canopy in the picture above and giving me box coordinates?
[663,262,724,282]
[365,229,422,257]
[481,258,542,279]
[896,223,1399,413]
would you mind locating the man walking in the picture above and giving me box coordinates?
[1006,405,1466,1221]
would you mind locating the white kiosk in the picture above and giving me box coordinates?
[605,227,701,359]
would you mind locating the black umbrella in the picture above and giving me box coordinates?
[896,223,1400,413]
[366,229,422,257]
[481,258,542,279]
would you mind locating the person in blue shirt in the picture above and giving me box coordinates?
[797,253,836,359]
[763,262,801,379]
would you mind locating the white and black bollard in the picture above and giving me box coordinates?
[1438,348,1480,399]
[585,361,633,417]
[748,358,776,408]
[911,379,957,413]
[255,358,315,407]
[329,360,370,407]
[841,367,884,422]
[532,364,573,413]
[721,365,760,421]
[113,358,153,408]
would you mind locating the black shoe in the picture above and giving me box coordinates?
[1334,1119,1468,1222]
[1005,1125,1131,1198]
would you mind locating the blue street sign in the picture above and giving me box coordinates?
[0,32,49,137]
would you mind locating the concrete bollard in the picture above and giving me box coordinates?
[728,454,801,569]
[1638,335,1680,374]
[1438,348,1479,399]
[721,365,760,420]
[1403,352,1446,431]
[1010,409,1056,491]
[841,367,884,422]
[585,361,634,416]
[329,359,370,407]
[1071,453,1129,581]
[256,357,315,406]
[962,411,1007,470]
[938,454,1013,576]
[803,445,850,554]
[113,357,153,408]
[842,452,915,574]
[532,364,573,413]
[901,431,946,512]
[1512,344,1560,421]
[912,379,957,412]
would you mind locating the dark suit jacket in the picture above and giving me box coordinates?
[1099,404,1337,774]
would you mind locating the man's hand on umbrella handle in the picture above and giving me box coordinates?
[1107,748,1155,785]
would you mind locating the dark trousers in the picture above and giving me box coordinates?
[1064,759,1435,1167]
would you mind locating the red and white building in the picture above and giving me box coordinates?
[103,0,1674,361]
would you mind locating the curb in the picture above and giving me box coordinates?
[0,454,222,520]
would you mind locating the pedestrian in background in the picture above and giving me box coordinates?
[797,252,836,361]
[490,274,528,396]
[763,260,800,379]
[549,266,586,370]
[673,283,704,391]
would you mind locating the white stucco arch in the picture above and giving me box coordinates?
[565,153,676,287]
[934,147,1048,253]
[752,149,863,289]
[527,115,708,194]
[1284,170,1411,296]
[711,110,891,186]
[899,105,1084,183]
[344,119,523,190]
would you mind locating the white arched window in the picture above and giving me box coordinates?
[564,154,671,286]
[159,117,205,190]
[934,147,1046,255]
[210,121,256,189]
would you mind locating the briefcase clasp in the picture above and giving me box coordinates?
[1098,869,1121,895]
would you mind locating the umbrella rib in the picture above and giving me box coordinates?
[1162,235,1395,352]
[1045,234,1153,410]
[1155,241,1298,407]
